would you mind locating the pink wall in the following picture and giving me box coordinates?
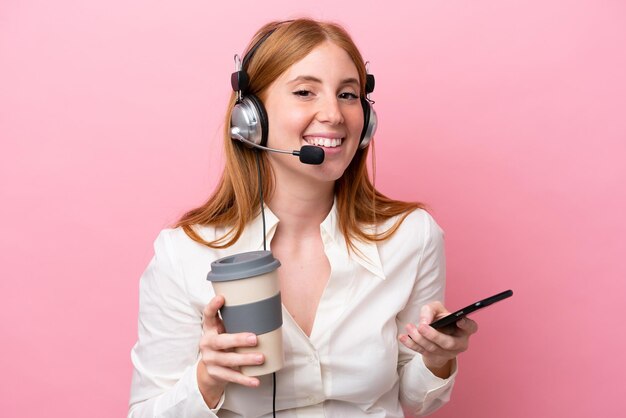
[1,1,624,417]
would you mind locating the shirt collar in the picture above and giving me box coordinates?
[320,200,386,280]
[243,205,280,251]
[241,200,385,280]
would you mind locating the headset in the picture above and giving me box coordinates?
[229,23,378,159]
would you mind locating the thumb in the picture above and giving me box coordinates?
[419,304,433,325]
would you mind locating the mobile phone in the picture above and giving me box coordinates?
[429,289,513,330]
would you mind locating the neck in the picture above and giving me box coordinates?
[267,179,334,234]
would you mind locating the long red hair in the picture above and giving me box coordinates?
[176,18,422,250]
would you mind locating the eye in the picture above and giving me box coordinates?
[339,92,359,100]
[293,90,312,97]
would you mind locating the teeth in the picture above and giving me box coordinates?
[304,137,343,148]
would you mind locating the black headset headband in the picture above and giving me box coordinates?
[231,22,289,94]
[231,21,374,96]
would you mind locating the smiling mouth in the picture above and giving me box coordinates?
[303,137,344,148]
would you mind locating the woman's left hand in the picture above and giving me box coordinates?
[399,301,478,378]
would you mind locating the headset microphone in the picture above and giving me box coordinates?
[231,128,325,165]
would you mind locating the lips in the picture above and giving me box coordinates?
[303,136,344,148]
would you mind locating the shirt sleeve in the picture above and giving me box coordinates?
[128,230,222,418]
[395,212,458,416]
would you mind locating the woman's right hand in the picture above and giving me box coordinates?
[196,295,265,408]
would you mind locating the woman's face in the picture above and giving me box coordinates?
[263,41,364,185]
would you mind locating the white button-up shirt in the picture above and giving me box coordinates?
[129,204,456,417]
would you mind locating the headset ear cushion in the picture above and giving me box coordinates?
[247,95,269,146]
[359,98,377,149]
[230,95,269,146]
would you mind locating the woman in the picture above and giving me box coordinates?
[129,18,477,417]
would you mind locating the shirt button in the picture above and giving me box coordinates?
[308,356,317,364]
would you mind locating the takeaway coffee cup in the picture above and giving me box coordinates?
[206,251,284,376]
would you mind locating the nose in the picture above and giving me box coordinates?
[316,95,344,125]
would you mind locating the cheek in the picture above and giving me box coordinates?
[347,106,365,134]
[269,107,311,136]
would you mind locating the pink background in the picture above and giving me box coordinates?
[1,1,625,417]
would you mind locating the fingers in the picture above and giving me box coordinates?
[202,295,225,333]
[205,364,261,388]
[201,296,267,353]
[202,349,264,369]
[456,317,479,335]
[419,301,447,325]
[199,296,265,388]
[400,303,479,375]
[206,332,258,352]
[413,323,458,353]
[399,322,470,356]
[418,304,433,325]
[399,333,426,353]
[200,345,265,387]
[399,330,426,353]
[417,323,466,353]
[199,335,264,388]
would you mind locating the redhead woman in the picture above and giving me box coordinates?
[129,18,478,418]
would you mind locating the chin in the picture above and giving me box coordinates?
[310,164,349,183]
[268,151,353,185]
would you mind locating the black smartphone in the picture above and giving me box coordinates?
[429,289,513,330]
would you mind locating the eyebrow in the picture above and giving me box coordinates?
[287,75,360,87]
